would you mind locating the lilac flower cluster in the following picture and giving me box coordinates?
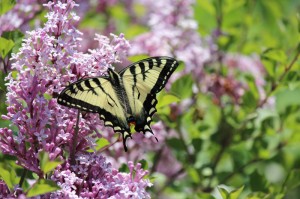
[0,0,151,198]
[223,54,266,100]
[51,154,151,198]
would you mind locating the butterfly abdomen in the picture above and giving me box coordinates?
[107,68,134,119]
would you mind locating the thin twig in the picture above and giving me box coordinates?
[18,168,27,188]
[70,110,80,165]
[258,48,300,108]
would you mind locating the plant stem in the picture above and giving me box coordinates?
[258,47,300,108]
[19,168,27,188]
[70,110,80,165]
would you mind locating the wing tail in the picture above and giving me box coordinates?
[121,131,132,152]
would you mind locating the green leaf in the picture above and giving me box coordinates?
[0,163,19,191]
[43,93,52,100]
[170,74,193,99]
[247,192,284,199]
[249,170,268,192]
[187,167,200,184]
[229,186,244,199]
[87,137,110,152]
[218,186,230,199]
[127,55,149,63]
[196,193,215,199]
[282,169,300,191]
[1,30,24,53]
[216,185,244,199]
[118,163,130,172]
[191,138,202,152]
[156,93,180,109]
[246,192,271,199]
[261,49,287,63]
[194,0,216,34]
[138,159,148,170]
[39,152,63,174]
[275,88,300,113]
[0,0,16,15]
[0,37,14,58]
[166,138,186,151]
[241,75,259,110]
[297,13,300,33]
[1,30,23,41]
[26,179,60,197]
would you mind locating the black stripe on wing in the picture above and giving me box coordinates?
[150,57,178,94]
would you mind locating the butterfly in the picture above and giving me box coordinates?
[57,56,179,151]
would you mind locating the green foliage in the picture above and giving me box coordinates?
[87,137,110,152]
[39,152,63,174]
[0,37,14,59]
[275,88,300,113]
[157,93,180,109]
[217,185,244,199]
[26,179,60,197]
[282,169,300,192]
[0,0,16,15]
[1,31,24,53]
[0,162,20,191]
[170,74,194,99]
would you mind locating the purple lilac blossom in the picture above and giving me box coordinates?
[223,54,266,101]
[0,1,151,198]
[51,154,152,198]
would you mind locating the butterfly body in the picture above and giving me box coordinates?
[57,57,178,151]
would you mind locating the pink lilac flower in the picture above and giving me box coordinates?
[223,54,266,100]
[50,154,152,198]
[0,0,150,197]
[202,74,246,106]
[0,181,10,198]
